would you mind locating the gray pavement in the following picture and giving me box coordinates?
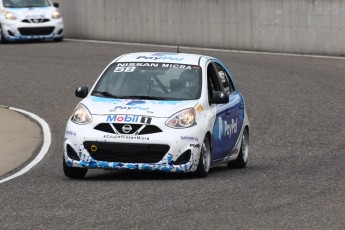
[1,40,345,229]
[0,107,42,177]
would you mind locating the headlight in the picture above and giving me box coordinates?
[166,108,196,128]
[52,11,61,19]
[71,104,92,124]
[5,11,16,20]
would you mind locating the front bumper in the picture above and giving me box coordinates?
[1,20,63,41]
[64,115,206,173]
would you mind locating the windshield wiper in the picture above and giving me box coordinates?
[92,91,119,98]
[125,95,168,100]
[22,5,43,7]
[92,92,169,100]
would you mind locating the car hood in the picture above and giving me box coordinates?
[82,96,198,118]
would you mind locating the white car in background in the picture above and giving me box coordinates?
[63,52,249,179]
[0,0,63,43]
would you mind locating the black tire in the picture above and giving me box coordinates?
[53,37,63,42]
[194,136,211,178]
[63,156,87,179]
[0,25,8,44]
[227,127,249,169]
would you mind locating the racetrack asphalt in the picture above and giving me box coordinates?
[1,40,345,229]
[0,107,42,177]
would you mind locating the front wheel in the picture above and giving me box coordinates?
[63,156,87,179]
[53,37,63,42]
[0,25,8,44]
[227,128,249,169]
[194,136,211,178]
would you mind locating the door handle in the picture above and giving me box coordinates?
[239,104,244,110]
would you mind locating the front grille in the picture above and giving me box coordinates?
[94,123,162,135]
[113,124,142,134]
[18,27,54,36]
[139,125,163,135]
[94,123,115,134]
[22,18,50,23]
[84,142,170,163]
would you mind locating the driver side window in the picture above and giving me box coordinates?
[207,63,222,102]
[214,62,235,94]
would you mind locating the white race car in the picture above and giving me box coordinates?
[0,0,63,43]
[63,52,249,178]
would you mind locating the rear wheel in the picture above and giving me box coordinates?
[227,128,249,169]
[194,136,211,178]
[63,156,87,179]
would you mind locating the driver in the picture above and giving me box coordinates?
[179,69,198,99]
[122,72,146,96]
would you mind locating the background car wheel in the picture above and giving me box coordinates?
[194,136,211,178]
[0,25,8,44]
[227,127,249,169]
[63,156,87,179]
[53,37,63,42]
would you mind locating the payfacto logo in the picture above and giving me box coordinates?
[106,115,152,124]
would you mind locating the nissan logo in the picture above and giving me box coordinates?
[122,124,132,133]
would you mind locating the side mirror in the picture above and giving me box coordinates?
[211,91,229,104]
[53,2,59,8]
[75,86,88,98]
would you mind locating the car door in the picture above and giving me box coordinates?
[210,61,244,163]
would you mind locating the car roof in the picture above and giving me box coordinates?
[115,52,206,65]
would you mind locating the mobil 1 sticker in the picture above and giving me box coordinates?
[106,114,152,124]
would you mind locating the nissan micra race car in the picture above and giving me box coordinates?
[0,0,63,43]
[63,52,249,178]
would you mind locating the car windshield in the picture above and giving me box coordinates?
[92,62,202,100]
[3,0,50,8]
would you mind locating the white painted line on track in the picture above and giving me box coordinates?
[66,38,345,60]
[0,107,51,184]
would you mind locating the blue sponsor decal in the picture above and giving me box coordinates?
[152,53,180,56]
[126,100,146,106]
[214,117,238,141]
[91,96,121,104]
[68,155,195,172]
[167,154,174,165]
[150,100,189,105]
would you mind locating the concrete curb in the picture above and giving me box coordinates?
[0,107,51,183]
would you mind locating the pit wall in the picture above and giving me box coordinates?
[58,0,345,56]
